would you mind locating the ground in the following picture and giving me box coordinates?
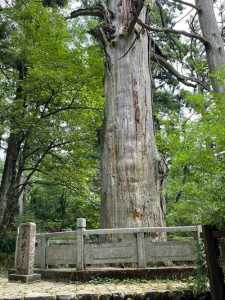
[0,274,189,297]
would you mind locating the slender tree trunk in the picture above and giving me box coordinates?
[196,0,225,92]
[18,174,26,215]
[101,1,165,228]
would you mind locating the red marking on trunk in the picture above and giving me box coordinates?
[133,209,143,220]
[135,106,140,123]
[133,78,140,142]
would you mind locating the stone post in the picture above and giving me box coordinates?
[9,223,41,283]
[137,232,146,268]
[76,218,86,270]
[40,236,48,270]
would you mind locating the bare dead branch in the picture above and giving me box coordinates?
[67,7,104,20]
[137,19,208,45]
[170,0,199,11]
[152,52,209,90]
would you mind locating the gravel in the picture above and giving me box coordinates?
[0,275,189,297]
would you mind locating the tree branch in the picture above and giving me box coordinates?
[19,139,75,190]
[41,105,101,119]
[137,19,208,45]
[127,0,145,34]
[18,142,55,190]
[155,0,166,27]
[152,52,209,90]
[170,0,199,11]
[67,7,105,20]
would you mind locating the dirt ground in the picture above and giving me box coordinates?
[0,274,189,297]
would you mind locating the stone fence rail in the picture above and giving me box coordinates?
[8,220,202,283]
[35,219,201,270]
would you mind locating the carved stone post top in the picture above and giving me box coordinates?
[76,218,86,229]
[19,222,36,229]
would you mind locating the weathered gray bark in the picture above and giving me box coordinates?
[196,0,225,92]
[18,174,26,215]
[101,1,165,228]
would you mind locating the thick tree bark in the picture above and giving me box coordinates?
[196,0,225,92]
[0,64,26,230]
[0,133,21,229]
[101,1,165,228]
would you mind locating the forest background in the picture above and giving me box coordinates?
[0,0,225,263]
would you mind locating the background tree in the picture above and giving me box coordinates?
[163,90,225,228]
[0,0,103,230]
[196,0,225,92]
[155,0,225,227]
[0,0,225,234]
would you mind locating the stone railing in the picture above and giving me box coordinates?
[35,219,201,270]
[9,220,202,283]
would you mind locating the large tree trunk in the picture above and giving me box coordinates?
[196,0,225,92]
[0,63,26,229]
[101,1,165,228]
[0,133,20,229]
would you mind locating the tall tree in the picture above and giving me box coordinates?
[70,1,166,228]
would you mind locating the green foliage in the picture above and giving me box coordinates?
[0,0,223,243]
[0,232,16,269]
[194,240,208,294]
[0,0,104,232]
[159,86,225,228]
[0,231,16,254]
[186,240,208,295]
[17,181,100,231]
